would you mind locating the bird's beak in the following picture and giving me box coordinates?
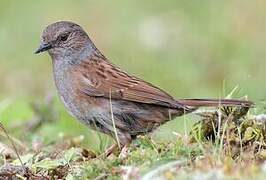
[35,43,52,54]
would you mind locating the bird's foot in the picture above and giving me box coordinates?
[98,144,130,159]
[118,145,129,159]
[98,144,118,158]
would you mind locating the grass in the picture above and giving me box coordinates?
[0,97,266,179]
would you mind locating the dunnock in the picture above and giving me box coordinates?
[35,21,253,154]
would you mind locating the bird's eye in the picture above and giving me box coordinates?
[60,33,69,42]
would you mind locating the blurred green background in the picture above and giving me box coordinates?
[0,0,265,151]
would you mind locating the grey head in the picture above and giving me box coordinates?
[35,21,97,63]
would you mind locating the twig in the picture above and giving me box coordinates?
[0,122,25,171]
[109,90,121,149]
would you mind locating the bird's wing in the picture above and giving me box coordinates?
[74,57,187,110]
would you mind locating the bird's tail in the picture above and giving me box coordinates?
[177,98,254,108]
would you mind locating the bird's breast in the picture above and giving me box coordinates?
[52,62,94,119]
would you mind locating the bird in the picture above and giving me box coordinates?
[35,21,253,156]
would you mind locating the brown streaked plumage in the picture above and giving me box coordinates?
[35,21,254,151]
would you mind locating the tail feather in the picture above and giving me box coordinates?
[177,98,254,107]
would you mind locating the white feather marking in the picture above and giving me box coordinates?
[83,76,95,87]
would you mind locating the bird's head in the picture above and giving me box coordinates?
[35,21,94,62]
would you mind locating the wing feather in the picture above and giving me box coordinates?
[75,58,186,109]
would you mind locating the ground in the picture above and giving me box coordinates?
[0,103,266,179]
